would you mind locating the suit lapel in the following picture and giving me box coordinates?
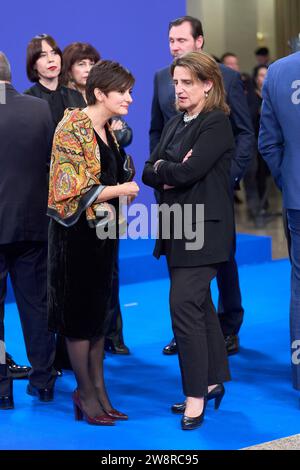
[158,112,208,161]
[158,115,182,156]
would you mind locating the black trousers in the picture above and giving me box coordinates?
[217,231,244,336]
[169,264,231,397]
[0,241,56,396]
[244,150,270,215]
[158,185,244,339]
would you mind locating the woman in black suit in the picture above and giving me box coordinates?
[24,34,85,126]
[143,51,234,430]
[24,34,86,372]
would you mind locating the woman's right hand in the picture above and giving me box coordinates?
[183,149,193,163]
[118,181,140,198]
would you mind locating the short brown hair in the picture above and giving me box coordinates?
[85,60,135,106]
[0,52,11,82]
[169,16,204,42]
[60,42,100,86]
[220,52,237,63]
[171,51,230,115]
[26,34,62,83]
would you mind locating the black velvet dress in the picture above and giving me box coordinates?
[48,130,123,339]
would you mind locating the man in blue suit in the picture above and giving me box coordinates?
[259,52,300,392]
[150,16,254,356]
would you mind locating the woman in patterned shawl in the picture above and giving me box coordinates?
[47,60,139,425]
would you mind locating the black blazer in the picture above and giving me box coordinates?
[143,109,235,267]
[0,84,54,244]
[149,64,254,185]
[25,83,86,127]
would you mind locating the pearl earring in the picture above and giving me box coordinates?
[204,91,209,99]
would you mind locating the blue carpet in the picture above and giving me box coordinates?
[1,259,299,450]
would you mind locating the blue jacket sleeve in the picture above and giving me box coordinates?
[149,72,164,154]
[258,72,284,190]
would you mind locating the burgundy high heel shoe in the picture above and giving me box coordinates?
[72,391,115,426]
[103,406,128,420]
[98,398,128,420]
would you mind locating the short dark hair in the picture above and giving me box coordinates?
[26,34,62,83]
[220,52,237,63]
[255,47,269,56]
[85,60,135,106]
[0,51,11,82]
[60,42,100,86]
[253,64,268,80]
[169,16,204,40]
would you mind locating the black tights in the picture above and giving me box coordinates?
[66,336,112,417]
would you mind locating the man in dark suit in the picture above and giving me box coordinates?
[150,16,254,356]
[0,52,56,409]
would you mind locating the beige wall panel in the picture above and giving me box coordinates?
[187,0,276,72]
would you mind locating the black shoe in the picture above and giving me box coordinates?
[171,401,186,414]
[163,338,177,355]
[172,384,225,415]
[104,339,130,355]
[6,353,31,379]
[225,335,239,356]
[0,395,14,410]
[206,384,225,409]
[26,384,54,402]
[181,398,207,431]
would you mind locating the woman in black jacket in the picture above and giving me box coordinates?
[24,34,85,126]
[24,34,86,373]
[143,51,234,430]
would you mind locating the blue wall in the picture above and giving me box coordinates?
[0,0,186,208]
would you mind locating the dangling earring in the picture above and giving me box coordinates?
[204,91,209,99]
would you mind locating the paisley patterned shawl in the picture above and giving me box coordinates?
[47,108,118,227]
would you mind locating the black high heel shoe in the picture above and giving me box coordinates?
[181,398,207,431]
[171,384,225,414]
[207,384,225,410]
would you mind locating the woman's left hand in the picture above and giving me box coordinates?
[110,119,124,131]
[163,150,192,190]
[183,149,193,162]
